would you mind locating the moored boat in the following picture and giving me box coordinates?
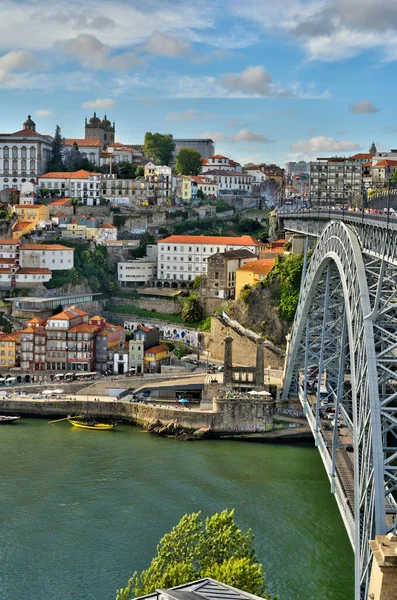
[0,415,20,424]
[67,419,114,430]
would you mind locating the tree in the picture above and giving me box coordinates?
[369,141,377,154]
[64,141,83,172]
[196,188,205,200]
[144,132,176,166]
[67,268,80,286]
[173,343,189,362]
[175,148,202,176]
[72,196,83,214]
[135,166,144,177]
[115,510,276,599]
[182,294,203,323]
[118,161,136,179]
[48,125,64,171]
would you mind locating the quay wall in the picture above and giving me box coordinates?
[0,398,276,434]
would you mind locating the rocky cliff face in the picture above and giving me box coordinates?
[228,279,290,348]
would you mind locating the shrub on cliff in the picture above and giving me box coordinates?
[115,510,277,599]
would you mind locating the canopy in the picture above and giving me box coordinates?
[178,398,189,403]
[54,374,64,378]
[53,389,64,394]
[6,377,16,381]
[248,390,272,397]
[42,389,54,395]
[0,377,5,382]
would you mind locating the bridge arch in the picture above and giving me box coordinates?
[282,221,386,599]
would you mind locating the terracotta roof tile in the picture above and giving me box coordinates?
[145,344,169,355]
[237,259,275,275]
[160,234,259,245]
[64,138,101,147]
[21,244,74,251]
[39,170,100,179]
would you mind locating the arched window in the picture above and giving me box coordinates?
[30,146,36,159]
[12,159,18,172]
[21,146,27,159]
[12,146,18,159]
[3,146,9,159]
[21,159,27,171]
[30,159,36,172]
[3,159,9,171]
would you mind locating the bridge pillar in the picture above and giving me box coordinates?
[223,336,233,388]
[368,533,397,599]
[255,339,265,390]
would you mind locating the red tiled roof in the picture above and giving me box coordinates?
[68,323,99,333]
[237,259,275,275]
[0,258,18,264]
[374,160,397,167]
[49,198,72,206]
[17,267,52,274]
[98,224,116,229]
[0,268,12,273]
[13,222,33,231]
[204,169,252,177]
[39,170,100,179]
[21,244,74,251]
[350,153,375,160]
[64,139,101,147]
[0,239,19,245]
[145,344,169,355]
[14,204,45,209]
[12,128,44,137]
[160,234,259,246]
[363,162,372,167]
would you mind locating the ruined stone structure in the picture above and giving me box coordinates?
[223,335,265,390]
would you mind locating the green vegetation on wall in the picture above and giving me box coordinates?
[268,254,304,321]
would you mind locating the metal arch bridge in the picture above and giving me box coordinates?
[279,209,397,600]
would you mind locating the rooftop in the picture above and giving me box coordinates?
[217,249,257,260]
[160,234,259,246]
[64,138,101,147]
[237,258,275,276]
[204,169,251,177]
[145,344,169,355]
[21,244,74,251]
[48,198,72,206]
[135,577,263,600]
[39,170,100,179]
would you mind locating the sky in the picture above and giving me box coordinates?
[1,0,396,166]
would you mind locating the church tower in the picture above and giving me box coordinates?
[23,115,36,132]
[85,113,115,149]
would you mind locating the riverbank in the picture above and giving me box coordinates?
[0,397,311,441]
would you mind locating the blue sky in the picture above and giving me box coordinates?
[1,0,396,165]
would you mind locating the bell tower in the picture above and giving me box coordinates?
[85,113,115,149]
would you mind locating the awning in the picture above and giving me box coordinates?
[247,390,272,397]
[54,374,64,378]
[53,389,64,394]
[6,377,16,382]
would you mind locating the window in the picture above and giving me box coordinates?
[215,271,219,279]
[21,159,26,171]
[3,146,9,159]
[12,159,17,171]
[12,146,18,159]
[30,146,36,159]
[30,159,36,171]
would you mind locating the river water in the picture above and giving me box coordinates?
[0,420,353,600]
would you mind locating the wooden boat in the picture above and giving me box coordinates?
[67,419,114,430]
[0,415,20,424]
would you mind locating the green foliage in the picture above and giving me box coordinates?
[196,189,205,200]
[0,210,7,220]
[144,132,176,166]
[163,340,175,351]
[175,148,202,176]
[199,316,212,332]
[240,284,252,304]
[116,510,276,599]
[107,305,205,328]
[272,254,304,321]
[173,343,189,361]
[67,268,81,286]
[135,166,144,177]
[193,275,202,289]
[48,125,64,171]
[182,294,204,323]
[113,214,127,228]
[369,141,377,154]
[118,161,136,179]
[234,217,263,234]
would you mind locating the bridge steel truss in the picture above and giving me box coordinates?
[281,219,397,600]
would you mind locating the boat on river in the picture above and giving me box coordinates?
[67,419,115,431]
[0,415,20,424]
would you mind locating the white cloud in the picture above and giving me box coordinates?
[202,132,226,143]
[222,65,291,97]
[231,130,274,143]
[349,99,380,114]
[82,98,115,109]
[230,0,397,62]
[61,34,141,71]
[142,32,191,57]
[165,109,213,121]
[0,50,41,71]
[34,109,54,117]
[290,136,360,152]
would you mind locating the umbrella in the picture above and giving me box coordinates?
[248,390,272,397]
[53,389,64,394]
[178,398,189,403]
[42,389,53,395]
[6,377,16,382]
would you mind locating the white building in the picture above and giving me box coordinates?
[157,234,259,284]
[96,224,117,244]
[100,143,145,168]
[309,157,362,201]
[0,115,52,191]
[286,161,309,176]
[191,176,218,197]
[244,165,268,184]
[144,162,172,203]
[118,259,157,287]
[20,244,74,270]
[201,155,242,173]
[203,170,252,194]
[39,170,102,206]
[63,139,101,165]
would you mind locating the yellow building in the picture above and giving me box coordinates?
[12,204,50,239]
[0,332,20,368]
[235,259,275,299]
[144,344,169,373]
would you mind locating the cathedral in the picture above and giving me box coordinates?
[84,113,115,149]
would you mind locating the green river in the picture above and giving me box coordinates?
[0,419,354,600]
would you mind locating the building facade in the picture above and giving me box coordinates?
[39,170,102,206]
[204,249,258,299]
[118,259,157,287]
[235,259,275,298]
[309,157,363,202]
[84,113,115,148]
[173,138,215,159]
[203,170,252,194]
[157,235,259,284]
[63,139,101,165]
[0,116,52,191]
[202,155,242,173]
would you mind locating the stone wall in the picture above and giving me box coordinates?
[110,295,181,315]
[205,317,284,369]
[0,396,273,434]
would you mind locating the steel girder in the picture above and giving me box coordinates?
[282,220,397,600]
